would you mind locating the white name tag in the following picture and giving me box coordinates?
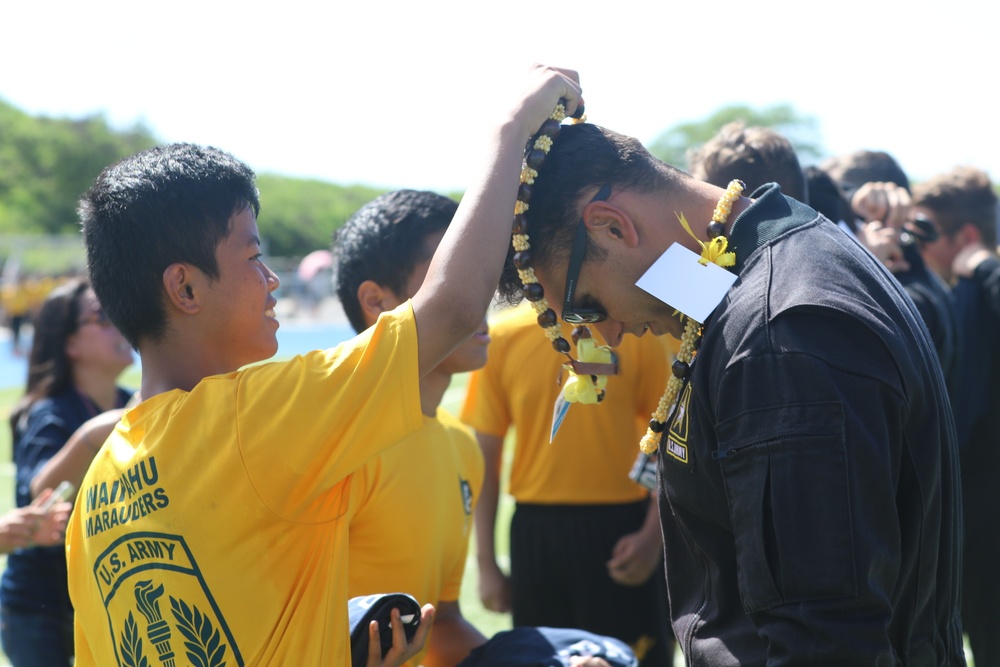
[636,243,737,323]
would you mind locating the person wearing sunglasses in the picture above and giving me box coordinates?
[912,165,1000,667]
[494,121,964,665]
[1,278,134,667]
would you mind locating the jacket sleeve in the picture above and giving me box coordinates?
[713,310,914,665]
[973,256,1000,316]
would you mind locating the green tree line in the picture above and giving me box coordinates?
[0,98,836,275]
[0,98,397,272]
[0,99,157,237]
[11,97,993,276]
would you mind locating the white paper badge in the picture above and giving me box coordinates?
[635,243,737,323]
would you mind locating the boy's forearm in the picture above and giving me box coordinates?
[412,65,582,378]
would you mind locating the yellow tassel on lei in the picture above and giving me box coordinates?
[676,212,736,268]
[562,338,612,404]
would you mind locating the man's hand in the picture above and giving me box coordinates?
[477,560,512,613]
[852,181,912,229]
[366,604,435,667]
[607,528,663,587]
[859,221,909,273]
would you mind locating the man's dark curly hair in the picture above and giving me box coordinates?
[497,123,688,305]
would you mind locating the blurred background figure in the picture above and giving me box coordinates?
[686,121,807,203]
[0,277,32,359]
[912,166,1000,667]
[803,165,855,230]
[0,490,71,555]
[461,305,673,667]
[821,149,911,208]
[821,150,961,397]
[296,248,335,317]
[0,279,134,667]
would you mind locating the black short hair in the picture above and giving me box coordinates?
[332,190,458,333]
[821,150,910,195]
[79,143,259,348]
[804,166,855,227]
[497,123,687,305]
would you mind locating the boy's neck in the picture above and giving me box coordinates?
[138,338,236,398]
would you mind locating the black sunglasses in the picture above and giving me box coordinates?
[562,184,612,324]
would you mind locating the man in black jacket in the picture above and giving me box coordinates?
[496,122,965,665]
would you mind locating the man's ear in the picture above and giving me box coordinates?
[162,263,201,315]
[583,200,639,248]
[356,280,391,328]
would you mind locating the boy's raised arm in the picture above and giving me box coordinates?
[411,65,581,378]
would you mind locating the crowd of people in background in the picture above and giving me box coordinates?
[0,275,77,358]
[0,63,997,666]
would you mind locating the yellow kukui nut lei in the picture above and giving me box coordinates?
[638,179,745,454]
[513,99,611,403]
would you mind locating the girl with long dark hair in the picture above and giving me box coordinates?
[0,278,133,667]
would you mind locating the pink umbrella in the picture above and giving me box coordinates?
[297,249,333,281]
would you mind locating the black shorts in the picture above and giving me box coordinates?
[510,500,673,666]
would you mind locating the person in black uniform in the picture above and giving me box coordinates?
[820,150,961,398]
[913,165,1000,667]
[494,121,965,665]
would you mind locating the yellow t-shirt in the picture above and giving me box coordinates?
[347,408,484,667]
[66,304,423,666]
[461,304,668,504]
[0,282,31,316]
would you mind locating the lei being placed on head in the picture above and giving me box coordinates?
[509,102,742,452]
[510,100,616,405]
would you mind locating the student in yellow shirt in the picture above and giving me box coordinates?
[64,65,583,667]
[460,305,673,666]
[333,189,490,667]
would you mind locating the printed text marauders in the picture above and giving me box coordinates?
[82,456,169,538]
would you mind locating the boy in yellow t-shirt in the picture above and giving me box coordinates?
[64,66,584,667]
[334,190,490,667]
[460,304,674,666]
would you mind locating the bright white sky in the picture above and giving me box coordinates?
[2,0,994,195]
